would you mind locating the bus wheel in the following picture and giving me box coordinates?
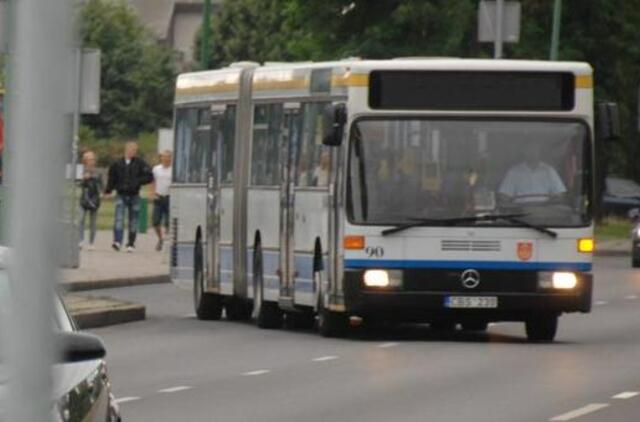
[316,272,348,337]
[460,321,489,332]
[193,238,222,320]
[252,242,283,329]
[525,314,558,343]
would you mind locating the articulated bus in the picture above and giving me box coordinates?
[171,59,597,342]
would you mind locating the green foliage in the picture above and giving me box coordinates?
[79,125,160,168]
[81,0,177,138]
[202,0,640,177]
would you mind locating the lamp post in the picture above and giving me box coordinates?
[550,0,562,60]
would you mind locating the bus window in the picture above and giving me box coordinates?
[190,109,211,183]
[295,102,330,187]
[220,106,236,184]
[173,108,197,183]
[251,104,283,186]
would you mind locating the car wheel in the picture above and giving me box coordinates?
[193,237,222,320]
[525,314,558,343]
[252,242,283,329]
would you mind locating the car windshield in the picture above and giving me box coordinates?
[347,118,590,227]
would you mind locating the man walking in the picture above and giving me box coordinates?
[152,150,172,251]
[105,141,153,252]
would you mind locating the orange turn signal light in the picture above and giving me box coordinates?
[577,238,595,253]
[344,235,365,250]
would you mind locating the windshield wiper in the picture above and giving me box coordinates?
[381,213,557,238]
[381,213,526,236]
[493,215,558,238]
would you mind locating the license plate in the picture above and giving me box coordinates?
[444,296,498,309]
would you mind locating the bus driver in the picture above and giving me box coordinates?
[498,143,566,204]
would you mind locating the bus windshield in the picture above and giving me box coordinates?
[347,118,590,228]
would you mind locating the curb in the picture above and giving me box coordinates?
[62,274,170,292]
[71,303,146,329]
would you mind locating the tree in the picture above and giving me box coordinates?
[81,0,177,138]
[203,0,640,177]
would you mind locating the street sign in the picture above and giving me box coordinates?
[80,48,101,114]
[478,0,521,43]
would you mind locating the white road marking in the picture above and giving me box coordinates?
[242,369,271,376]
[594,300,608,306]
[114,396,141,404]
[183,313,197,318]
[612,391,639,399]
[378,342,399,348]
[549,403,609,421]
[624,294,638,300]
[158,386,192,394]
[312,355,338,362]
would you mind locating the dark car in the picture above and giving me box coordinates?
[0,255,121,422]
[602,176,640,218]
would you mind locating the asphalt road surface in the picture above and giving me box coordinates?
[92,256,640,422]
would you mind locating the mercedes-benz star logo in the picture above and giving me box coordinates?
[460,269,480,289]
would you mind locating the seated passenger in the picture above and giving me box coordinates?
[498,144,566,204]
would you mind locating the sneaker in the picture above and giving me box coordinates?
[112,242,121,251]
[87,244,95,251]
[126,245,135,253]
[155,238,163,251]
[78,242,84,250]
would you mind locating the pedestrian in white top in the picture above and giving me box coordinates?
[498,144,566,204]
[152,150,172,251]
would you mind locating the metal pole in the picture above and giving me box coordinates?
[494,0,504,59]
[550,0,562,60]
[4,0,73,420]
[200,0,212,69]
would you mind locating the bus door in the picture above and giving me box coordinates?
[207,105,236,295]
[279,104,301,305]
[285,102,331,307]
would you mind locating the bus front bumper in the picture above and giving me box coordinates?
[343,271,592,322]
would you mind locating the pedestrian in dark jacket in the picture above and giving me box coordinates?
[79,150,102,250]
[105,141,153,252]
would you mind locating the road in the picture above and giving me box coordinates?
[92,256,640,422]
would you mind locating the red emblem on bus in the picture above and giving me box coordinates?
[517,241,533,261]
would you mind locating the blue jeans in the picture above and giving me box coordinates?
[113,194,140,246]
[79,208,98,244]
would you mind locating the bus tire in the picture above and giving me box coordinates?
[193,237,222,320]
[316,272,348,337]
[461,321,489,332]
[525,314,558,343]
[252,242,283,329]
[632,255,640,268]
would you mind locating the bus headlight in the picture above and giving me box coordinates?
[363,270,402,288]
[538,272,578,289]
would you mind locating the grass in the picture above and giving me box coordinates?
[595,217,632,240]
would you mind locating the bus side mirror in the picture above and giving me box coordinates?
[597,102,621,142]
[322,103,347,147]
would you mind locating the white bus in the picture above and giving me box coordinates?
[171,59,600,342]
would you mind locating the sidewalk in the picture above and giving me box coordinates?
[61,230,170,291]
[61,230,170,328]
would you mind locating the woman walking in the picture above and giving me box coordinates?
[79,150,102,250]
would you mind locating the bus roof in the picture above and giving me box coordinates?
[175,59,592,105]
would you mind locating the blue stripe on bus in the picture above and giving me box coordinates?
[344,259,592,272]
